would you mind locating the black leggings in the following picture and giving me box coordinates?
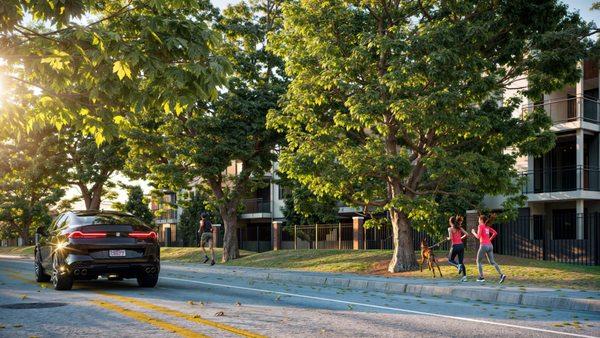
[448,243,466,276]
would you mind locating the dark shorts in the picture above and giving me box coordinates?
[200,232,213,246]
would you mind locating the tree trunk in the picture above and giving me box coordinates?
[221,207,240,262]
[89,191,102,211]
[19,224,30,246]
[388,209,417,272]
[79,183,103,210]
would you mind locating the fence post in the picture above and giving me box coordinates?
[352,216,364,250]
[315,224,318,250]
[338,222,342,250]
[271,221,281,251]
[294,224,297,250]
[256,226,260,253]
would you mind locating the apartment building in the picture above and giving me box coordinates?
[479,60,600,264]
[150,191,181,246]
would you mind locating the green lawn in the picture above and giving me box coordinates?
[160,247,254,263]
[2,246,598,290]
[0,246,34,256]
[226,249,600,291]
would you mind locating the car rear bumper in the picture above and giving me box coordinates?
[65,253,160,279]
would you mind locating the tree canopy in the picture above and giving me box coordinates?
[0,127,65,244]
[125,0,286,261]
[268,0,596,271]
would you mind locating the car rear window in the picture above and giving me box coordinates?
[70,213,147,227]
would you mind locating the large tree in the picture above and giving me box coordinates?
[115,185,153,224]
[268,0,594,272]
[61,130,128,210]
[0,128,65,244]
[126,0,286,261]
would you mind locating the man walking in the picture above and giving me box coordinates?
[199,212,215,266]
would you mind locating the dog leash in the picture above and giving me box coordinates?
[428,239,448,249]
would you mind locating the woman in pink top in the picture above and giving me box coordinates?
[471,214,506,283]
[447,216,469,282]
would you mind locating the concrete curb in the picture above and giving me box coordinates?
[256,271,599,313]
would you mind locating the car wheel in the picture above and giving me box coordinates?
[51,254,73,291]
[136,273,159,288]
[34,258,51,283]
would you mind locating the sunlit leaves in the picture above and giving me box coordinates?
[112,61,131,80]
[269,0,591,236]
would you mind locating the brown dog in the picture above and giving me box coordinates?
[419,238,443,278]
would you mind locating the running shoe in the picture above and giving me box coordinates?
[460,276,467,282]
[476,277,485,282]
[499,274,506,284]
[203,256,209,264]
[210,260,215,266]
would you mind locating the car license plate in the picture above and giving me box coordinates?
[109,250,126,257]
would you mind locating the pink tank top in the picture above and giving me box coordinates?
[478,224,496,245]
[450,228,463,245]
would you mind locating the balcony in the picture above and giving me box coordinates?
[240,198,272,219]
[521,96,600,128]
[154,209,178,224]
[521,165,600,198]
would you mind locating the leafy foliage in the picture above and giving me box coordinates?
[125,0,287,261]
[177,190,214,247]
[116,185,153,225]
[0,127,65,243]
[268,0,594,271]
[279,175,339,226]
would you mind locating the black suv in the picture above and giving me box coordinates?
[34,210,160,290]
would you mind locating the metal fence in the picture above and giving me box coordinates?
[284,223,448,251]
[283,223,354,250]
[238,225,272,252]
[494,213,599,265]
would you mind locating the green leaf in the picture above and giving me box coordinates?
[112,61,132,80]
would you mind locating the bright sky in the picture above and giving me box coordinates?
[67,0,599,210]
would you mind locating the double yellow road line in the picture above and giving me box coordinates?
[2,268,265,338]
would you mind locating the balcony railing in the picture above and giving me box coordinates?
[521,165,600,194]
[242,198,271,214]
[521,96,600,125]
[154,209,178,222]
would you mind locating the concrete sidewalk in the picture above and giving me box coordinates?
[164,262,600,313]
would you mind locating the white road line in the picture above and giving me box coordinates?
[161,276,597,338]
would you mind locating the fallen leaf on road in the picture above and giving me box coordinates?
[275,295,281,301]
[192,315,201,319]
[215,311,224,317]
[188,300,195,305]
[20,295,27,300]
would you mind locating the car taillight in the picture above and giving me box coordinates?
[68,231,107,239]
[128,231,157,240]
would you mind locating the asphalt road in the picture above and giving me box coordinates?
[0,257,598,338]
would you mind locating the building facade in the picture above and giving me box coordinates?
[477,60,600,265]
